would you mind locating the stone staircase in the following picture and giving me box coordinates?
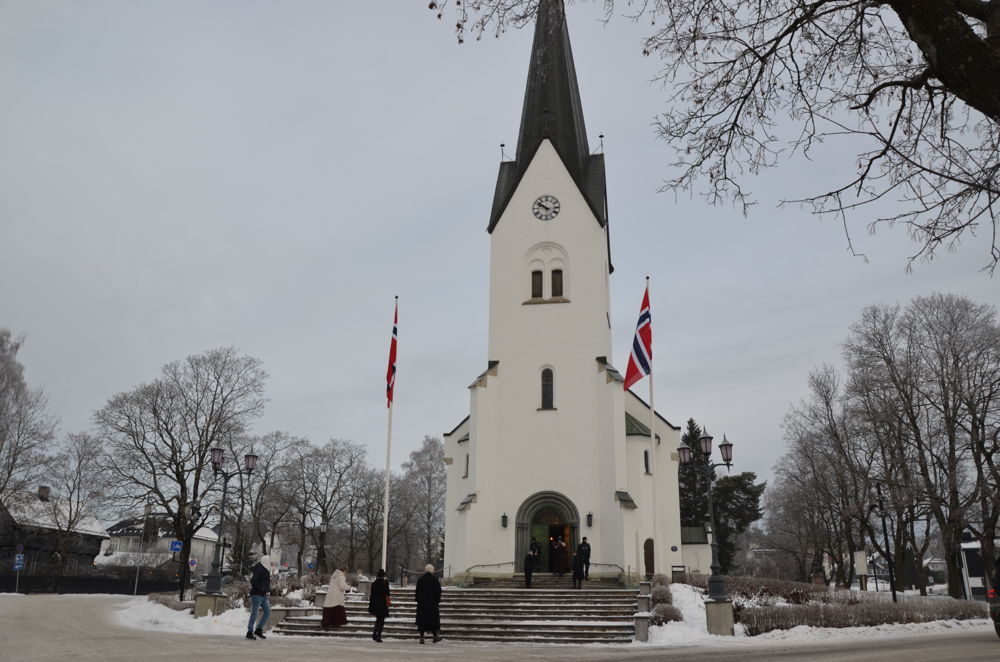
[274,577,638,644]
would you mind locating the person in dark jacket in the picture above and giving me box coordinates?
[523,551,535,588]
[571,551,585,589]
[415,564,442,644]
[530,538,542,560]
[247,555,272,640]
[578,536,592,579]
[553,537,569,576]
[368,568,390,642]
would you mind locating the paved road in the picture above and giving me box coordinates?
[3,594,998,661]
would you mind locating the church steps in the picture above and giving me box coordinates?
[277,585,639,644]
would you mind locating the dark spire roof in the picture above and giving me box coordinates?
[488,0,609,246]
[516,0,589,188]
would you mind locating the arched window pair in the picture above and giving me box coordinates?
[531,269,563,299]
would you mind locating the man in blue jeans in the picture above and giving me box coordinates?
[247,555,272,640]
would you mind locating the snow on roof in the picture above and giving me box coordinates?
[94,551,174,567]
[4,491,108,538]
[105,515,217,542]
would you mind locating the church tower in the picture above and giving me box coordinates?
[444,0,686,581]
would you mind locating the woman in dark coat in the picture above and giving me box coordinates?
[554,537,569,576]
[367,568,390,642]
[414,564,442,644]
[571,551,585,589]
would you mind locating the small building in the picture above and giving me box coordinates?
[97,515,217,571]
[0,486,108,575]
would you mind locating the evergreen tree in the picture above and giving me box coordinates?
[678,418,712,528]
[712,472,766,573]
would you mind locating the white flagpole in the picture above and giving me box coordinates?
[381,402,393,572]
[645,276,662,577]
[380,296,397,573]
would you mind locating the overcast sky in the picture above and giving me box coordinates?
[2,1,996,486]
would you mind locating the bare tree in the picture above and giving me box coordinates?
[433,0,1000,269]
[94,347,267,598]
[400,436,446,568]
[0,329,57,507]
[44,432,103,576]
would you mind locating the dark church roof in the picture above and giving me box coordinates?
[488,0,609,247]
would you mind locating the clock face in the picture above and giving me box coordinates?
[532,195,561,221]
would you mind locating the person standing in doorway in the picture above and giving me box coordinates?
[321,565,349,629]
[530,537,542,560]
[247,555,271,640]
[523,550,535,588]
[571,551,585,589]
[415,564,442,644]
[578,536,592,579]
[554,537,569,576]
[368,568,390,642]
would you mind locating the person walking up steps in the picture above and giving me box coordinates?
[571,551,585,589]
[368,568,390,642]
[247,555,272,640]
[415,564,442,644]
[321,565,350,629]
[579,536,592,579]
[523,550,535,588]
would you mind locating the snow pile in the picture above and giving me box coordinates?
[645,583,731,646]
[115,597,250,635]
[752,618,992,643]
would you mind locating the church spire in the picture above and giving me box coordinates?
[488,0,608,234]
[515,0,590,186]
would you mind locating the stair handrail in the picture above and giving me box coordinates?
[399,564,444,586]
[463,560,515,575]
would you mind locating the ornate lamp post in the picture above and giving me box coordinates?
[869,482,898,602]
[678,430,735,634]
[205,448,257,595]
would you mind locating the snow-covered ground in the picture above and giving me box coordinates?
[645,583,993,648]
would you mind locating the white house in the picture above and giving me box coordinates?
[443,0,685,582]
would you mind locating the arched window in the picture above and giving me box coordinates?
[531,270,543,298]
[541,368,554,410]
[551,269,563,297]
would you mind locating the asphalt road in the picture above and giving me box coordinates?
[3,594,998,662]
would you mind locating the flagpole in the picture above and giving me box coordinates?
[645,276,662,577]
[381,402,393,572]
[381,296,398,573]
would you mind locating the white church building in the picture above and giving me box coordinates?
[443,0,694,582]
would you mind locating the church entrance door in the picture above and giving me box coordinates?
[515,491,580,572]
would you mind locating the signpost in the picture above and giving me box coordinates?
[13,553,25,593]
[307,563,315,573]
[189,559,198,569]
[170,540,183,553]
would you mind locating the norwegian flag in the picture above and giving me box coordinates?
[386,299,398,407]
[623,285,652,391]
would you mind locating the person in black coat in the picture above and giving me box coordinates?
[415,564,442,644]
[578,536,592,579]
[571,551,585,589]
[247,555,272,640]
[523,551,535,588]
[368,568,390,642]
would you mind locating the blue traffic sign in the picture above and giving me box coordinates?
[13,553,25,572]
[169,540,182,553]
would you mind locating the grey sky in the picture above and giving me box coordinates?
[1,1,995,485]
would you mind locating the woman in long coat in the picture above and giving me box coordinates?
[367,568,390,642]
[414,564,442,644]
[321,566,350,629]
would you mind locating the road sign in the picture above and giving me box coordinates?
[169,540,182,553]
[189,559,197,569]
[13,554,25,572]
[306,563,315,572]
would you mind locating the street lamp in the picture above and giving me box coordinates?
[317,521,329,574]
[678,430,733,602]
[205,448,257,595]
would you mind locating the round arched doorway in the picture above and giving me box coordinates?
[514,491,580,572]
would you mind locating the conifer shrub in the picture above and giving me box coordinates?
[651,573,670,587]
[649,603,683,625]
[651,585,673,606]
